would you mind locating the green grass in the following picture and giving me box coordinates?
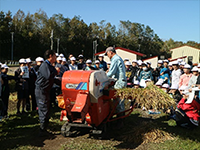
[1,102,200,150]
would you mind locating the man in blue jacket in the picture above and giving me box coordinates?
[35,50,60,136]
[105,46,127,129]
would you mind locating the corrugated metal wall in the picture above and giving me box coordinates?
[171,46,199,63]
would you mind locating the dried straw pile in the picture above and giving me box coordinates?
[120,121,174,144]
[116,82,176,110]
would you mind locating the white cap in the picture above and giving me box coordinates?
[70,57,76,61]
[132,60,137,63]
[99,54,104,57]
[155,81,162,86]
[155,78,164,86]
[1,64,9,69]
[107,61,111,65]
[78,54,84,58]
[137,61,143,66]
[177,59,183,62]
[124,58,129,61]
[19,58,26,64]
[134,80,140,85]
[125,61,131,66]
[142,62,148,66]
[86,59,92,64]
[56,53,59,57]
[170,84,179,90]
[172,61,179,65]
[57,56,62,61]
[163,59,169,63]
[191,66,199,72]
[145,79,151,82]
[26,58,32,63]
[62,57,67,62]
[184,64,191,69]
[158,60,163,64]
[35,57,44,62]
[168,62,173,66]
[146,61,151,65]
[162,84,170,89]
[59,53,64,57]
[179,85,188,91]
[180,62,186,66]
[197,63,200,68]
[95,60,100,64]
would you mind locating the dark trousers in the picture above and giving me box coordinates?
[35,88,50,130]
[175,108,197,129]
[2,94,9,116]
[27,88,37,111]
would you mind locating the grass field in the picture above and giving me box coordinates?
[1,97,200,150]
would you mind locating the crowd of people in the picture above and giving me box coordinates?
[1,48,200,130]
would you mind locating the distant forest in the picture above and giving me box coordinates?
[0,9,200,61]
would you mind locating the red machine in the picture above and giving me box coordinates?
[57,70,134,137]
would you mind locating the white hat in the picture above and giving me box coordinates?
[177,59,183,62]
[56,53,59,57]
[182,90,190,95]
[155,81,162,86]
[137,61,143,66]
[95,60,100,64]
[162,84,170,89]
[180,62,186,66]
[155,78,164,86]
[132,60,137,63]
[146,61,151,65]
[124,58,129,61]
[170,84,179,90]
[158,60,163,64]
[168,62,173,66]
[26,58,32,63]
[197,63,200,68]
[59,53,64,57]
[172,61,179,65]
[1,64,9,69]
[134,80,140,85]
[179,85,188,91]
[107,61,111,65]
[70,57,76,61]
[57,56,62,61]
[142,62,148,66]
[78,54,84,58]
[86,59,92,64]
[191,66,199,72]
[125,61,131,66]
[163,59,169,63]
[99,54,104,57]
[35,57,44,62]
[145,79,151,83]
[184,64,191,69]
[19,58,26,64]
[62,57,67,62]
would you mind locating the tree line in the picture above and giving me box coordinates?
[0,9,200,61]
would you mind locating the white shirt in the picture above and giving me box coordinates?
[68,64,78,70]
[188,75,198,89]
[171,69,181,88]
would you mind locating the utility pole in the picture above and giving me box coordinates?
[93,40,98,61]
[57,38,60,54]
[11,32,14,60]
[50,30,53,50]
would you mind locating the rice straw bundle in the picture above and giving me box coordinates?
[116,82,176,110]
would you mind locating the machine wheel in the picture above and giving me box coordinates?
[61,122,71,137]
